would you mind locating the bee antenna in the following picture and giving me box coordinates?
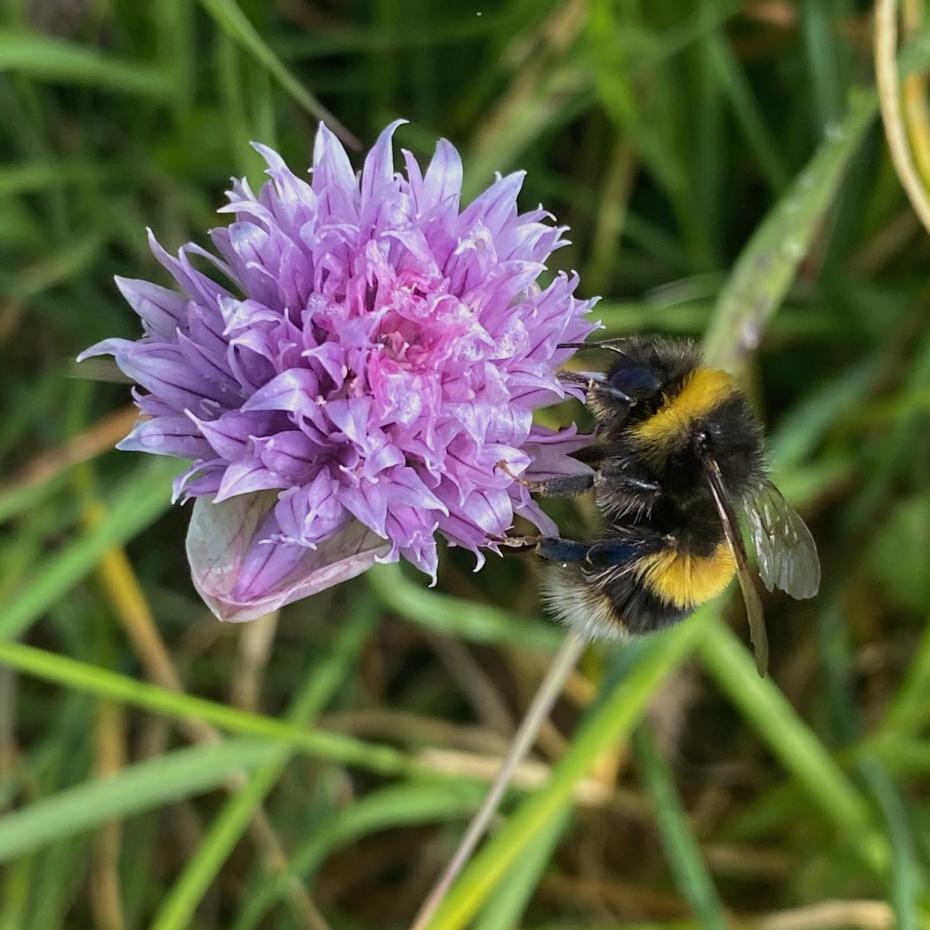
[558,339,630,355]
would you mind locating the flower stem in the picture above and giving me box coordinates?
[409,632,585,930]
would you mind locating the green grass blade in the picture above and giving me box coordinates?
[0,854,35,930]
[0,160,102,196]
[216,35,265,183]
[0,466,73,525]
[858,757,920,930]
[0,739,278,863]
[634,726,728,930]
[0,458,176,641]
[802,0,845,126]
[704,31,789,192]
[472,808,571,930]
[196,0,359,148]
[26,837,87,930]
[149,601,378,930]
[0,31,171,98]
[703,87,876,370]
[9,233,103,301]
[0,639,422,780]
[696,618,883,869]
[154,0,195,111]
[587,0,694,259]
[463,65,592,201]
[422,615,705,930]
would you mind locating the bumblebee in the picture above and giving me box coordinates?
[502,337,820,676]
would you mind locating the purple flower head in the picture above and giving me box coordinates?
[80,121,598,621]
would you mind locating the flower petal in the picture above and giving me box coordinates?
[214,460,286,503]
[360,118,407,213]
[242,368,322,417]
[114,276,187,340]
[422,138,463,216]
[312,122,357,197]
[117,415,212,459]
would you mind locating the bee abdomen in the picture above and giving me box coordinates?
[542,566,633,640]
[542,538,735,640]
[634,541,736,611]
[542,561,691,639]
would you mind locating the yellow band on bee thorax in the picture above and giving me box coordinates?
[632,367,736,447]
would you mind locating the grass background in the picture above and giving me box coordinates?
[2,1,930,928]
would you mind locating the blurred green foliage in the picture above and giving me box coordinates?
[2,1,930,929]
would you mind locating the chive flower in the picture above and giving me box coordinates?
[80,121,597,620]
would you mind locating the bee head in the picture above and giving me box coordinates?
[605,338,697,410]
[607,363,663,404]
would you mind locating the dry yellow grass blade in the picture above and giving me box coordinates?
[91,701,126,930]
[0,406,136,504]
[875,0,930,235]
[902,0,930,183]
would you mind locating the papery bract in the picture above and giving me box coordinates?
[186,492,390,622]
[80,120,598,620]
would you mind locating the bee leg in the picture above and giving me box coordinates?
[496,461,595,498]
[585,531,667,569]
[595,469,661,496]
[520,473,596,497]
[496,535,591,563]
[587,464,663,521]
[557,369,602,388]
[534,537,592,563]
[531,474,596,497]
[559,369,635,406]
[494,534,541,552]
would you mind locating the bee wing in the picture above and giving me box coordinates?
[744,480,820,600]
[704,456,769,677]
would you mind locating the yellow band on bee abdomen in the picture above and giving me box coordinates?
[636,542,736,609]
[632,367,736,446]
